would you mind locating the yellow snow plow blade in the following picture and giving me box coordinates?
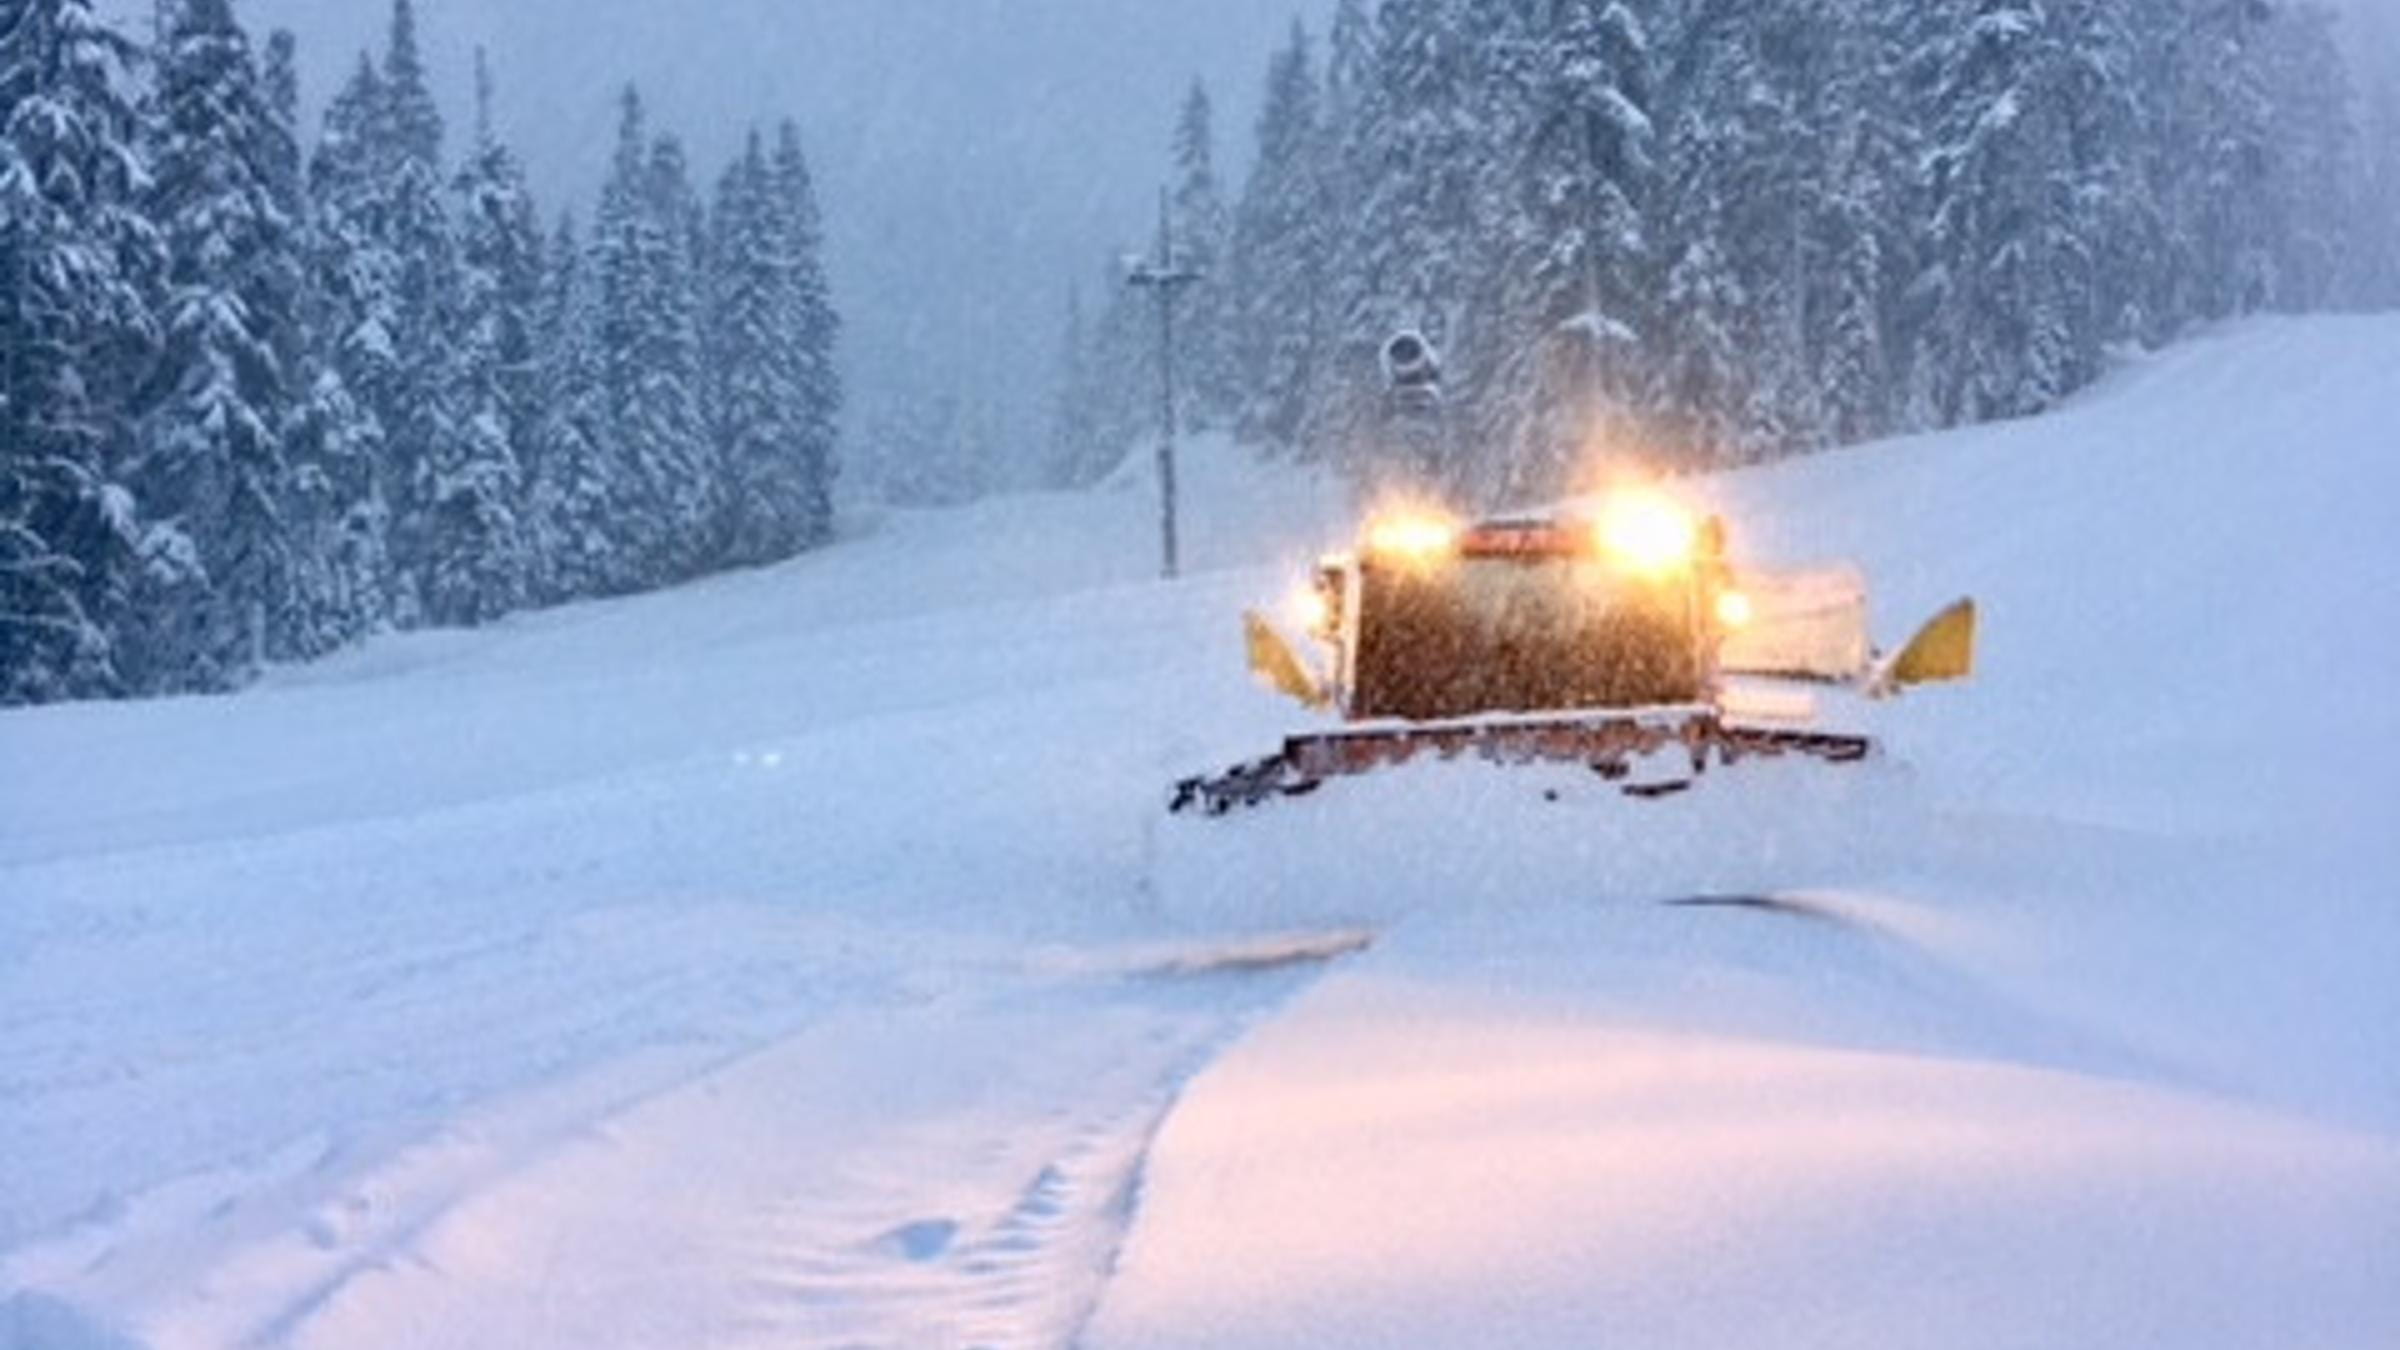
[1886,598,1978,689]
[1244,610,1330,709]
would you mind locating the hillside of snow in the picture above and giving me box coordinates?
[5,318,2398,1349]
[1096,318,2400,1348]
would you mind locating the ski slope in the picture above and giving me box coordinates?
[5,318,2398,1348]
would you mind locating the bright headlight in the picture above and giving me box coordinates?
[1365,512,1460,565]
[1716,589,1755,629]
[1596,491,1699,576]
[1290,584,1331,635]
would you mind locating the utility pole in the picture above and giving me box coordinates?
[1126,187,1201,581]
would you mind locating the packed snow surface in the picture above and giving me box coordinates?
[6,318,2399,1348]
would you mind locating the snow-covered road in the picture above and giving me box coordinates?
[6,319,2399,1348]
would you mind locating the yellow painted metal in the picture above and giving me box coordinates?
[1244,610,1331,709]
[1889,598,1978,687]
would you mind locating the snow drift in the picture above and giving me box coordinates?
[4,320,2397,1349]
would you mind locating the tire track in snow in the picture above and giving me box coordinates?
[16,942,1356,1350]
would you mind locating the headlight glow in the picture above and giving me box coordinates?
[1596,491,1699,576]
[1290,585,1331,635]
[1365,512,1460,565]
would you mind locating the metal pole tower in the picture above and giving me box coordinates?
[1126,187,1201,581]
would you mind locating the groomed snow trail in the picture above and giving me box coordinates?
[0,445,1360,1349]
[1086,318,2400,1349]
[167,969,1312,1350]
[7,321,2400,1349]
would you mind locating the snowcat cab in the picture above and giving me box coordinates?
[1312,501,1727,720]
[1172,492,1977,815]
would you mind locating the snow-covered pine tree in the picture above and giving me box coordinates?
[261,31,303,243]
[1291,0,1377,469]
[1763,0,1919,450]
[1052,260,1152,489]
[527,211,620,600]
[645,131,718,571]
[260,25,376,661]
[426,48,538,626]
[1912,0,2093,424]
[771,119,839,548]
[591,87,657,575]
[1444,0,1556,492]
[707,129,812,565]
[1229,20,1326,454]
[1323,0,1487,494]
[1323,0,1375,132]
[2049,0,2153,357]
[1654,0,1905,460]
[1169,80,1236,429]
[382,0,439,175]
[1486,0,1657,500]
[136,0,303,690]
[376,0,467,626]
[593,88,713,583]
[1106,0,2391,511]
[1646,2,1778,461]
[295,51,399,649]
[1748,0,1848,452]
[2255,4,2357,314]
[2163,0,2281,323]
[0,0,158,701]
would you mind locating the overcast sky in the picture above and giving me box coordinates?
[218,0,1322,483]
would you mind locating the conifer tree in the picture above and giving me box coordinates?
[594,88,712,581]
[1914,0,2089,422]
[0,0,157,700]
[2166,0,2280,322]
[256,24,383,660]
[1053,263,1150,488]
[772,119,840,546]
[1489,0,1657,497]
[1170,80,1236,427]
[708,130,811,564]
[1229,20,1326,453]
[1323,0,1376,132]
[382,0,440,172]
[428,49,538,624]
[295,52,399,648]
[1331,0,1485,493]
[2256,4,2357,314]
[527,212,619,599]
[5,0,861,702]
[376,0,465,624]
[137,0,301,687]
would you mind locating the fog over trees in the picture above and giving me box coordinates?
[211,0,1305,506]
[7,0,2397,705]
[1059,0,2400,508]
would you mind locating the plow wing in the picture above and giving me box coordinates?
[1721,566,1977,696]
[1877,598,1978,692]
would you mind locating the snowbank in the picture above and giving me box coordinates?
[5,319,2398,1349]
[1089,318,2400,1349]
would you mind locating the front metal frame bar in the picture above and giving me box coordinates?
[1168,709,1873,817]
